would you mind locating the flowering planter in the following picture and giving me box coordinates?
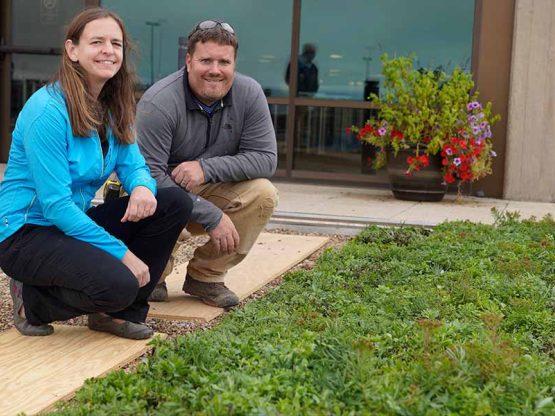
[386,148,447,202]
[350,56,500,196]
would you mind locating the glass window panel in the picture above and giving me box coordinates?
[10,2,85,131]
[293,106,381,175]
[268,104,288,170]
[10,55,59,131]
[299,0,475,100]
[12,0,85,48]
[102,0,292,95]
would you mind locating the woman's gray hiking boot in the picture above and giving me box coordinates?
[9,278,54,336]
[88,313,154,340]
[182,274,239,308]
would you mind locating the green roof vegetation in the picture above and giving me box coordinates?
[54,211,555,415]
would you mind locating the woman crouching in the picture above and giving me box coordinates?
[0,8,192,339]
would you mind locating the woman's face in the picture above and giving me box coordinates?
[65,17,124,95]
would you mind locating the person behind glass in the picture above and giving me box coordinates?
[285,43,319,95]
[0,8,192,339]
[137,20,278,307]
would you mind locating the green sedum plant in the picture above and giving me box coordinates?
[51,215,555,415]
[350,54,500,186]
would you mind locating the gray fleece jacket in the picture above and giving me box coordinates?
[136,69,277,230]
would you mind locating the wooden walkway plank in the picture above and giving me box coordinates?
[148,233,329,321]
[0,325,164,416]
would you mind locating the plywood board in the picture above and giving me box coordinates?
[148,233,329,321]
[0,325,164,416]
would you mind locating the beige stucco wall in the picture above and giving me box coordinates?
[504,0,555,201]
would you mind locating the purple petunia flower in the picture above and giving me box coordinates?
[471,101,482,110]
[477,112,485,119]
[453,157,462,166]
[480,122,487,129]
[378,127,387,137]
[476,138,483,145]
[467,103,474,111]
[468,115,477,123]
[446,148,453,156]
[472,126,480,135]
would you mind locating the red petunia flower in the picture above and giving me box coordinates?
[444,173,455,183]
[391,130,404,140]
[418,155,430,167]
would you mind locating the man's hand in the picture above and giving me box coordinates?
[208,213,240,256]
[171,161,205,191]
[122,249,150,287]
[121,186,157,222]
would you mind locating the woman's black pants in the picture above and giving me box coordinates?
[0,187,192,325]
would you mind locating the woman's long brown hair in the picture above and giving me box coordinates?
[54,8,136,144]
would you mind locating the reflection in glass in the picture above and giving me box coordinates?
[293,106,375,175]
[12,0,85,48]
[286,43,319,96]
[10,1,85,130]
[103,0,292,95]
[10,55,59,131]
[299,0,475,100]
[268,104,288,170]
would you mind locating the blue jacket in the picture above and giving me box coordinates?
[0,84,156,259]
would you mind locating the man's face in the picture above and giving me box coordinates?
[186,41,236,105]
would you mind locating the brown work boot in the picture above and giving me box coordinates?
[148,281,168,302]
[148,253,175,302]
[182,274,239,308]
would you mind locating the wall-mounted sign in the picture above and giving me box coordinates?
[40,0,58,25]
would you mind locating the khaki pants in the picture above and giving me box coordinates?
[161,178,278,283]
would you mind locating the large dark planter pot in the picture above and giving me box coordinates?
[386,148,447,202]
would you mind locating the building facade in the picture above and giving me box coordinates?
[2,0,542,200]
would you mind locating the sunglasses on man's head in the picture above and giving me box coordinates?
[195,20,235,34]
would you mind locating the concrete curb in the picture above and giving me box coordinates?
[268,210,436,235]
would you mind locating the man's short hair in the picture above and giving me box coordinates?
[187,22,239,58]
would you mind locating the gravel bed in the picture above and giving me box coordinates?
[0,229,349,338]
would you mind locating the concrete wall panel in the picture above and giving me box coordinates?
[505,0,555,201]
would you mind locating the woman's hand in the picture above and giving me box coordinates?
[121,186,157,222]
[122,249,150,287]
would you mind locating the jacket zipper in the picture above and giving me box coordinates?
[199,100,222,150]
[95,129,106,177]
[24,195,37,222]
[79,188,86,210]
[205,116,212,150]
